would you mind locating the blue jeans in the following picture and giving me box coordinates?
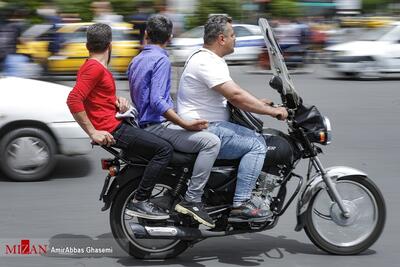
[208,121,267,206]
[145,122,221,203]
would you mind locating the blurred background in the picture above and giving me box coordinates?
[0,0,399,79]
[1,2,400,266]
[1,0,400,184]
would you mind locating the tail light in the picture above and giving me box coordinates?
[101,159,114,170]
[101,158,120,176]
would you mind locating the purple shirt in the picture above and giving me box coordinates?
[127,45,173,127]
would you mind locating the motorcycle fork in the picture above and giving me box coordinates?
[311,156,350,218]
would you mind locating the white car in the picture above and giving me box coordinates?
[325,22,400,79]
[170,24,265,64]
[0,77,91,181]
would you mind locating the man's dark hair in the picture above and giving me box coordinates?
[86,23,112,53]
[146,14,173,44]
[203,15,232,45]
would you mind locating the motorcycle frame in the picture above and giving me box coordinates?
[97,118,369,237]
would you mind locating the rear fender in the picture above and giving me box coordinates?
[294,166,368,231]
[101,165,144,211]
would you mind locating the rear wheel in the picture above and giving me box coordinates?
[304,176,386,255]
[110,180,191,259]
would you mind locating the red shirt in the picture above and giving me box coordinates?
[67,59,121,133]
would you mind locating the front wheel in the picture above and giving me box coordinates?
[109,180,191,259]
[304,176,386,255]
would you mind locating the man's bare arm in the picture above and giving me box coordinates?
[72,111,115,146]
[213,80,287,120]
[163,109,208,131]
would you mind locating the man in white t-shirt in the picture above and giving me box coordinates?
[177,15,288,221]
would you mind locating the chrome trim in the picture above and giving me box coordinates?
[297,166,368,215]
[144,226,178,237]
[323,116,332,145]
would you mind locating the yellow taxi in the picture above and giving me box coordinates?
[339,16,394,29]
[364,17,394,28]
[339,17,365,28]
[18,22,140,75]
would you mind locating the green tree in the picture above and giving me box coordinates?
[1,0,43,23]
[186,0,242,29]
[270,0,299,19]
[110,0,158,18]
[54,0,93,21]
[362,0,391,13]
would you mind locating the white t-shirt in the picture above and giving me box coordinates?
[177,48,232,122]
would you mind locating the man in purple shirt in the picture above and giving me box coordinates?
[127,14,220,228]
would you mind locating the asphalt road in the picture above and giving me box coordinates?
[0,65,399,267]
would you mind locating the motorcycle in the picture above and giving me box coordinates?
[96,18,386,259]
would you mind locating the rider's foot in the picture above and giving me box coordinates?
[229,199,273,222]
[175,200,215,228]
[125,199,169,220]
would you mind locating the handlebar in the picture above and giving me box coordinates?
[270,103,294,121]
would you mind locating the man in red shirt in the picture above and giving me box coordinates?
[67,23,173,220]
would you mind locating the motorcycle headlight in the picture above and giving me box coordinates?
[319,116,332,145]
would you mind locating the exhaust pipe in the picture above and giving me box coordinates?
[129,223,228,240]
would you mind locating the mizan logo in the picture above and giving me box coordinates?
[5,240,47,255]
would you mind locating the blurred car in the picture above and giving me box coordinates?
[339,16,393,28]
[364,16,394,28]
[17,22,140,75]
[0,76,91,181]
[325,22,400,79]
[170,24,265,64]
[17,24,54,65]
[339,16,365,28]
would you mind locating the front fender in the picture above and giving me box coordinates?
[294,166,367,231]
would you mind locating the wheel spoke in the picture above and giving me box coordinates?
[309,180,379,248]
[151,187,166,198]
[121,183,181,253]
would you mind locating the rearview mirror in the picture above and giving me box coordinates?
[269,76,283,93]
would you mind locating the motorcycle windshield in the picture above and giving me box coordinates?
[258,18,300,109]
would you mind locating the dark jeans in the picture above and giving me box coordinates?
[112,122,173,201]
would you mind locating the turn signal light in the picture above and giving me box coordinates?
[108,166,119,176]
[319,131,326,143]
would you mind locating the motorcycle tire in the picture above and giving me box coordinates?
[110,179,191,259]
[0,127,57,181]
[304,175,386,255]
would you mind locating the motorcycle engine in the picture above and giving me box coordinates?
[253,171,283,209]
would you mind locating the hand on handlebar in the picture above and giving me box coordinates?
[274,107,288,121]
[90,130,116,147]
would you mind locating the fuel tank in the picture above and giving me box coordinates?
[262,128,299,176]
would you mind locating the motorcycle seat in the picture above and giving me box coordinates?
[128,150,240,168]
[94,142,240,168]
[170,151,241,167]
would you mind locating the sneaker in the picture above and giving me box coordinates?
[229,199,273,222]
[125,199,169,220]
[175,200,215,228]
